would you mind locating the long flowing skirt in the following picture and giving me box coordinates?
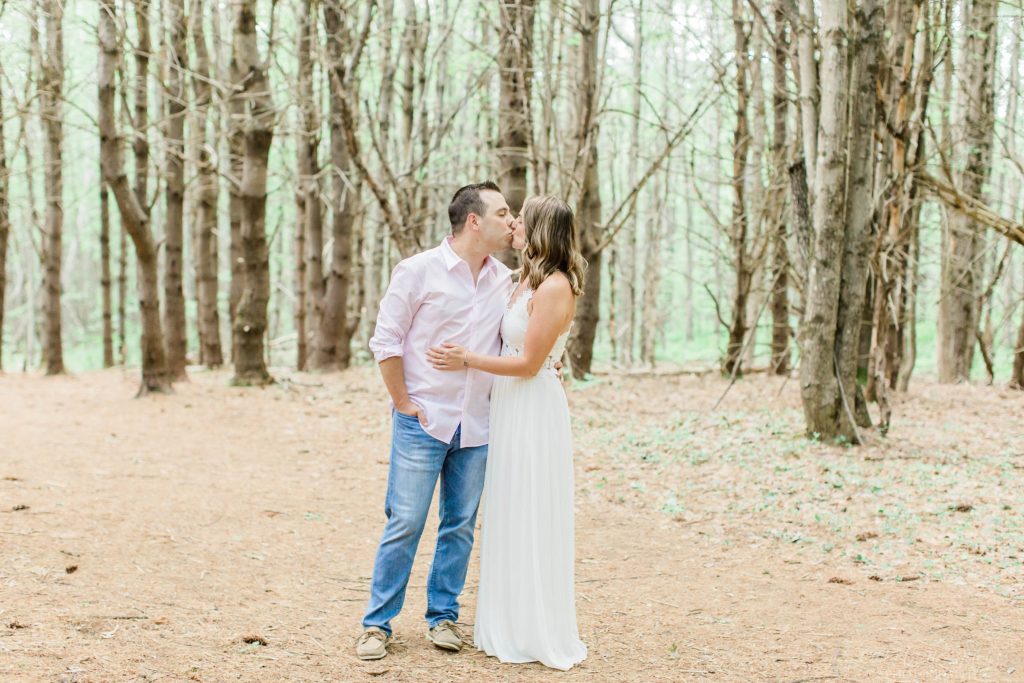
[474,370,587,671]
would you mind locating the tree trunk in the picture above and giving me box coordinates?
[639,168,666,367]
[100,178,114,368]
[0,68,8,372]
[937,0,997,382]
[836,0,884,431]
[360,0,395,350]
[723,0,751,377]
[230,0,275,385]
[226,9,246,364]
[99,0,172,394]
[795,0,818,199]
[769,0,790,375]
[295,0,321,369]
[310,0,359,371]
[621,0,643,367]
[496,0,535,267]
[797,0,850,440]
[163,0,189,379]
[1011,303,1024,389]
[191,0,224,367]
[567,0,602,378]
[41,0,65,375]
[118,219,128,365]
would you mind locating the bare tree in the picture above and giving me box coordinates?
[309,0,372,371]
[190,0,224,368]
[41,0,65,374]
[229,0,276,385]
[100,176,115,368]
[722,0,754,377]
[99,0,172,394]
[496,0,535,213]
[798,0,883,441]
[866,0,933,407]
[294,0,324,370]
[163,0,189,379]
[0,60,8,371]
[567,0,603,378]
[937,0,998,382]
[768,0,790,375]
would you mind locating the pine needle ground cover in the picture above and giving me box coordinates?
[1,368,1021,681]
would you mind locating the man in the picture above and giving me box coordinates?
[356,182,515,660]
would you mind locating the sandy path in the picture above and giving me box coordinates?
[1,368,1021,682]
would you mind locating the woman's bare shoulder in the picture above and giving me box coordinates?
[536,271,573,297]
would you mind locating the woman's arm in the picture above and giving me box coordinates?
[428,274,575,378]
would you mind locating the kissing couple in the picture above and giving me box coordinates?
[356,182,588,671]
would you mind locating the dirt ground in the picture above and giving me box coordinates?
[1,366,1022,682]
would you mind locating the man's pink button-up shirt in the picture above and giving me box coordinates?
[369,237,512,448]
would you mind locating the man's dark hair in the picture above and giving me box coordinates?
[448,181,501,234]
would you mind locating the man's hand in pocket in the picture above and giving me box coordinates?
[396,401,427,427]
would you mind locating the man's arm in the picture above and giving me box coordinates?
[369,260,426,425]
[379,357,426,426]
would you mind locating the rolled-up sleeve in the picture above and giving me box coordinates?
[369,259,423,362]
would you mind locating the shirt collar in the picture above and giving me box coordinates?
[441,236,499,277]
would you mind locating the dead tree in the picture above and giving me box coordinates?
[768,0,790,375]
[41,0,65,374]
[937,0,998,382]
[294,0,323,370]
[495,0,536,267]
[0,59,8,371]
[309,0,372,371]
[163,0,189,379]
[190,0,224,367]
[98,0,172,394]
[865,0,931,415]
[797,0,883,441]
[567,0,603,378]
[229,0,276,385]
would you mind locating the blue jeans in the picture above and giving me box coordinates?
[362,410,488,635]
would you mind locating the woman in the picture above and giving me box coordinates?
[427,195,588,671]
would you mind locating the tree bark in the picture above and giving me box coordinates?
[226,7,245,363]
[621,0,643,366]
[99,0,172,394]
[836,0,884,431]
[230,0,275,385]
[0,65,8,372]
[1011,303,1024,389]
[118,218,128,365]
[163,0,189,379]
[724,0,751,377]
[100,177,114,368]
[295,0,321,370]
[797,0,850,440]
[795,0,818,199]
[360,0,395,351]
[310,0,360,371]
[769,0,790,375]
[190,0,224,368]
[937,0,997,383]
[41,0,65,375]
[567,0,602,378]
[495,0,535,268]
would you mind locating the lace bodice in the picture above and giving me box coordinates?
[500,287,571,371]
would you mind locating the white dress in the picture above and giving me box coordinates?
[474,287,588,671]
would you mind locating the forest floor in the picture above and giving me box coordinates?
[1,366,1022,682]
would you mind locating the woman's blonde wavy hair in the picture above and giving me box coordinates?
[520,195,587,297]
